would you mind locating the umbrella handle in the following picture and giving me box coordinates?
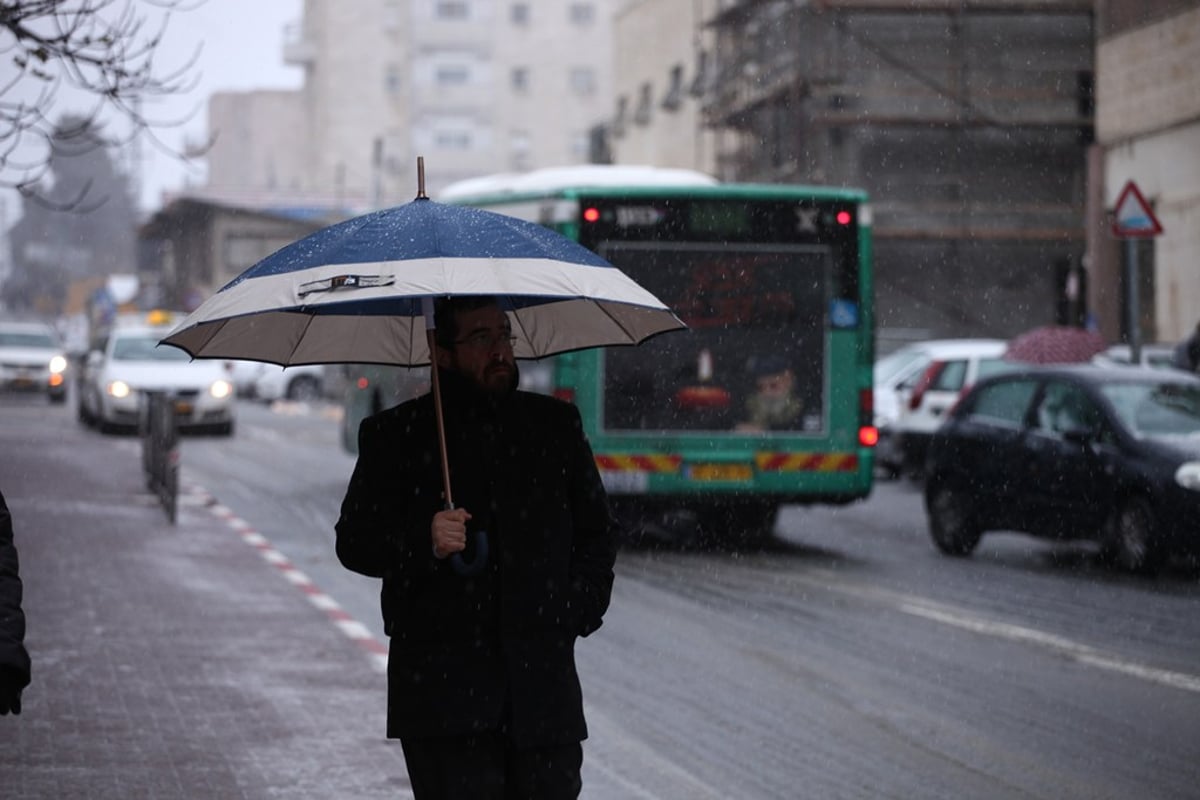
[450,529,489,577]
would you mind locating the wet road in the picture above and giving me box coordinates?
[7,394,1200,798]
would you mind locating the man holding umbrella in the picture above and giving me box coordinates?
[335,295,619,799]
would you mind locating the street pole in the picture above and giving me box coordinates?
[1125,237,1141,365]
[1112,180,1161,365]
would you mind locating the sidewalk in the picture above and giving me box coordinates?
[0,401,411,799]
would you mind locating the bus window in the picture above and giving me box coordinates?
[602,244,829,433]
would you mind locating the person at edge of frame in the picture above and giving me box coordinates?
[1,489,31,716]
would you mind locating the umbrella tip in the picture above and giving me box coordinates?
[416,156,428,200]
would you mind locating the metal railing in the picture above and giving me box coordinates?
[141,391,179,524]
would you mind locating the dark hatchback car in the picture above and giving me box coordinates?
[924,365,1200,573]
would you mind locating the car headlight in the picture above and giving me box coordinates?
[107,380,132,399]
[49,355,68,374]
[1175,462,1200,491]
[210,379,233,400]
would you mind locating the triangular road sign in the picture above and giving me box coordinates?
[1112,180,1163,238]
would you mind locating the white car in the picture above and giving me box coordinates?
[876,339,1010,476]
[1091,343,1180,371]
[0,320,69,403]
[228,360,326,402]
[78,315,236,435]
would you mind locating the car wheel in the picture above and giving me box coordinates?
[287,375,321,402]
[1101,497,1163,574]
[926,482,983,556]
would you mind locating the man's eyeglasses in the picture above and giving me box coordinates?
[454,330,517,351]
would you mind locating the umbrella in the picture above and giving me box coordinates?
[1004,325,1107,365]
[161,159,685,573]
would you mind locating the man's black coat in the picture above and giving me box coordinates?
[335,369,617,748]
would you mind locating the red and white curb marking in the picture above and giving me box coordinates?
[189,483,389,673]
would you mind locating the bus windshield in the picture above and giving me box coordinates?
[602,243,831,433]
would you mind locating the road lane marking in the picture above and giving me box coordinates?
[898,600,1200,694]
[191,483,389,673]
[779,567,1200,697]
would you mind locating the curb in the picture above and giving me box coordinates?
[188,482,389,673]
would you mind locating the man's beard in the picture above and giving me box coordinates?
[482,362,519,395]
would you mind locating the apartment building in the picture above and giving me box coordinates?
[1090,0,1200,344]
[609,0,718,173]
[612,0,1096,345]
[204,0,616,208]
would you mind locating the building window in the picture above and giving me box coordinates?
[511,2,529,25]
[436,65,470,86]
[569,67,595,96]
[385,64,402,96]
[435,130,472,150]
[510,129,531,154]
[612,96,628,138]
[569,130,590,160]
[436,1,469,19]
[568,3,593,25]
[384,0,402,30]
[511,67,529,93]
[509,129,531,170]
[689,49,711,97]
[661,64,683,111]
[633,82,653,126]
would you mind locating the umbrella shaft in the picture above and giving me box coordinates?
[427,326,454,508]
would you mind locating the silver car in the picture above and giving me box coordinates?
[0,320,69,403]
[78,317,236,435]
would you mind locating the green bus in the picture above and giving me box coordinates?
[345,165,877,543]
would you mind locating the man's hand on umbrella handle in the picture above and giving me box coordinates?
[432,508,471,559]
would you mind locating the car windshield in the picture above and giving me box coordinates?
[976,357,1014,380]
[874,348,927,384]
[112,334,192,362]
[0,330,57,348]
[1101,381,1200,437]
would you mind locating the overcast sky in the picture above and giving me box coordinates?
[1,0,303,219]
[137,0,304,210]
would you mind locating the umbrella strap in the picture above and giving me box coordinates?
[296,274,395,297]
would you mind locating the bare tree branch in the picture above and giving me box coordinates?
[0,0,203,203]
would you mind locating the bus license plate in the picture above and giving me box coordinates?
[600,470,648,494]
[688,463,752,481]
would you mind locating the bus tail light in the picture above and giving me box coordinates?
[553,387,576,403]
[858,388,877,447]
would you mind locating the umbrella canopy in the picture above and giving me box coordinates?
[1004,325,1107,365]
[161,197,684,366]
[160,178,685,577]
